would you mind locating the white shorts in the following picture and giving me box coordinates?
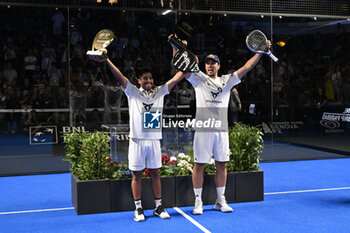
[128,138,161,171]
[193,131,230,164]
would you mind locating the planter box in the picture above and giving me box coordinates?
[175,175,193,206]
[235,170,264,203]
[110,176,176,211]
[223,172,236,203]
[175,173,236,206]
[71,175,111,215]
[71,170,263,214]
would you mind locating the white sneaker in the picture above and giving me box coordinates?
[214,197,233,213]
[192,198,203,215]
[134,208,145,222]
[153,205,170,219]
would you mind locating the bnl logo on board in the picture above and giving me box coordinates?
[143,110,162,129]
[29,126,58,145]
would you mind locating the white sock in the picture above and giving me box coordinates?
[154,198,162,208]
[194,188,202,201]
[134,199,142,209]
[216,187,225,201]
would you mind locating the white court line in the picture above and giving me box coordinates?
[265,186,350,195]
[2,187,350,216]
[173,207,211,233]
[0,207,74,215]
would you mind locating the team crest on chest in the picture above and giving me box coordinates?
[211,91,221,99]
[143,103,154,111]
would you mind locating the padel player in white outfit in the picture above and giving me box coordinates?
[178,42,270,215]
[90,52,185,222]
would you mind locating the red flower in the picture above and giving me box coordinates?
[169,161,175,166]
[108,157,112,162]
[162,154,170,165]
[114,161,119,165]
[145,168,150,177]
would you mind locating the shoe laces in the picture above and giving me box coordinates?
[218,196,227,204]
[195,198,203,207]
[155,205,165,214]
[136,208,144,215]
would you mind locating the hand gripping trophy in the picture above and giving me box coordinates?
[86,29,116,62]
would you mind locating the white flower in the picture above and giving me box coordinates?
[209,158,215,165]
[177,160,186,167]
[170,156,177,162]
[177,153,191,162]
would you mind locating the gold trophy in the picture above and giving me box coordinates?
[86,29,116,61]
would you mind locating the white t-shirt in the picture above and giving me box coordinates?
[124,81,169,139]
[188,71,241,131]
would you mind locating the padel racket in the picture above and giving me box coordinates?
[172,48,199,72]
[246,30,278,62]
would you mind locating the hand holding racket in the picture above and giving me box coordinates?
[172,48,199,72]
[246,30,278,62]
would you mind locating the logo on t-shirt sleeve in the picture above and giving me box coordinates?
[143,110,162,129]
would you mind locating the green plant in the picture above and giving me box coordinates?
[203,159,216,174]
[77,131,110,180]
[64,131,88,175]
[64,131,131,180]
[64,122,263,181]
[159,154,175,177]
[227,123,264,172]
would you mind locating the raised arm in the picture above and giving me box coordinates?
[105,58,128,89]
[236,53,262,80]
[236,40,271,80]
[89,50,128,89]
[167,71,185,92]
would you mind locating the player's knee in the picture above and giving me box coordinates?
[148,169,160,179]
[132,171,143,182]
[215,161,226,171]
[194,163,206,172]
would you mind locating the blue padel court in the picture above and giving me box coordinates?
[1,158,350,233]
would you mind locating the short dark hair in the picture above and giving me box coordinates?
[137,67,153,79]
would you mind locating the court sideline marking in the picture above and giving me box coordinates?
[0,206,212,232]
[264,186,350,195]
[1,186,350,232]
[1,186,350,216]
[173,207,211,233]
[0,207,74,215]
